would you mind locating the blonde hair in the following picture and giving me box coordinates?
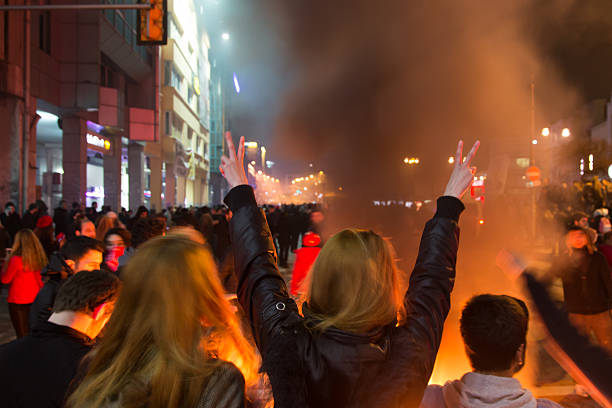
[96,215,118,242]
[6,229,47,272]
[303,229,404,333]
[67,236,259,408]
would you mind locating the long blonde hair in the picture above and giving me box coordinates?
[67,236,259,408]
[6,229,47,272]
[303,229,404,333]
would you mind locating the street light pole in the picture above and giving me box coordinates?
[530,76,537,239]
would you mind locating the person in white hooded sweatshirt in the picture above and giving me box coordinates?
[420,294,561,408]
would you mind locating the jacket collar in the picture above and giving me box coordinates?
[31,320,96,347]
[301,303,392,345]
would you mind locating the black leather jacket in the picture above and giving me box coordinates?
[225,186,463,408]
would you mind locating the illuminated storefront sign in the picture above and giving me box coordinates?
[86,132,111,152]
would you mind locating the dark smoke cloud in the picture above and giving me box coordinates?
[263,0,612,200]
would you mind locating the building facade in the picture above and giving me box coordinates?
[0,0,159,212]
[160,0,209,208]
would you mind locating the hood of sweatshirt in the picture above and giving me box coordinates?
[442,372,537,408]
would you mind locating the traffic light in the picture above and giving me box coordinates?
[138,0,167,45]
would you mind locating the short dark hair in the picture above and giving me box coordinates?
[460,294,529,372]
[61,237,104,262]
[53,270,121,314]
[104,227,132,248]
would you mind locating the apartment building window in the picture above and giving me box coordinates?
[187,127,193,140]
[171,66,183,93]
[165,112,171,136]
[38,11,51,54]
[164,61,171,86]
[188,86,194,104]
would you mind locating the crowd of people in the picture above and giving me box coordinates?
[0,135,611,407]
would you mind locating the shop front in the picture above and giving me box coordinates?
[85,127,114,208]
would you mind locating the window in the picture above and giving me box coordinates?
[38,11,51,54]
[187,128,193,140]
[171,66,183,92]
[164,61,171,86]
[188,86,194,104]
[165,112,171,135]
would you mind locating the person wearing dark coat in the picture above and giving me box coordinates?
[496,251,612,408]
[219,134,479,407]
[0,270,121,408]
[552,226,612,353]
[21,203,40,231]
[1,201,21,240]
[29,237,104,330]
[277,208,291,268]
[53,200,70,237]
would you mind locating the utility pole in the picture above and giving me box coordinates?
[530,75,537,239]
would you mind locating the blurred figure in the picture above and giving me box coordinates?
[571,212,598,245]
[72,215,96,239]
[128,205,149,229]
[66,236,259,408]
[420,294,561,408]
[599,231,612,268]
[34,215,58,258]
[102,228,131,274]
[95,213,120,242]
[277,207,291,268]
[0,271,121,408]
[553,226,612,353]
[29,236,104,329]
[290,232,321,296]
[1,229,47,337]
[86,201,98,222]
[53,199,70,237]
[0,220,12,265]
[1,201,21,240]
[21,203,40,230]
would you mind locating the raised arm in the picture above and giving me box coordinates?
[366,140,479,407]
[220,133,300,354]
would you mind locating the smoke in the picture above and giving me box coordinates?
[251,0,612,391]
[267,0,589,200]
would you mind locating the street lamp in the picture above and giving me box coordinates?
[448,156,455,164]
[541,127,550,137]
[221,32,230,40]
[562,128,571,138]
[531,139,538,145]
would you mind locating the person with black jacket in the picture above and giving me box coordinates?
[552,225,612,353]
[0,270,121,408]
[1,201,21,240]
[219,133,479,407]
[29,237,104,330]
[497,250,612,408]
[53,200,70,237]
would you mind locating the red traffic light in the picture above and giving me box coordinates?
[138,0,167,45]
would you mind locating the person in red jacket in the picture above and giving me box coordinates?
[1,229,47,337]
[290,232,322,296]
